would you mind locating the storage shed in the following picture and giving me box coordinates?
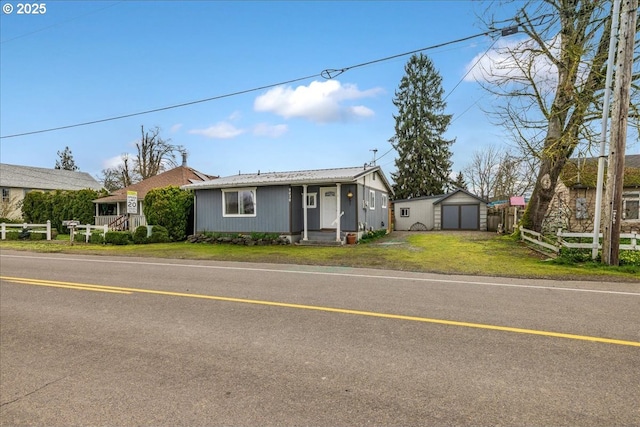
[394,189,488,231]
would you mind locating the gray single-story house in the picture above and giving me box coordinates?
[393,189,489,231]
[182,165,393,244]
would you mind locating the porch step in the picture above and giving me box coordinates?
[298,239,344,246]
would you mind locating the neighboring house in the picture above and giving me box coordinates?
[0,163,103,220]
[94,156,217,231]
[182,165,393,244]
[394,189,489,231]
[547,154,640,233]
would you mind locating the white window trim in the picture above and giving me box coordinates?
[222,187,257,218]
[305,192,317,208]
[622,191,640,221]
[381,194,388,209]
[369,190,376,210]
[400,207,410,217]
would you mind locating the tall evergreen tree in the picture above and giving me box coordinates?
[390,53,454,200]
[55,146,78,171]
[453,171,467,190]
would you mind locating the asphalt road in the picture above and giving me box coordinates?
[1,250,639,426]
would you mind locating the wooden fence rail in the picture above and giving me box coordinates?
[520,227,639,253]
[1,221,51,240]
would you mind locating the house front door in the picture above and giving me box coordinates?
[320,187,338,229]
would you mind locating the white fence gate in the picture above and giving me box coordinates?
[520,227,639,254]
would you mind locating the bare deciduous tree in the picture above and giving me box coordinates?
[475,0,639,231]
[100,126,184,190]
[463,144,536,200]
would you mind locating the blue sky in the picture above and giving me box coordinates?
[1,1,547,182]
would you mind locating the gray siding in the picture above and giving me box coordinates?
[341,184,358,232]
[195,186,290,233]
[291,186,303,232]
[357,185,388,231]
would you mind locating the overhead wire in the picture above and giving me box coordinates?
[0,2,124,44]
[1,26,508,140]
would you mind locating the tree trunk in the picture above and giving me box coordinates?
[521,153,568,232]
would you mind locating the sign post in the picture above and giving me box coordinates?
[62,220,80,245]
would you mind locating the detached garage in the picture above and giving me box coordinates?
[394,189,488,231]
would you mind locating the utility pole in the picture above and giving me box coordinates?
[602,0,638,265]
[592,0,621,260]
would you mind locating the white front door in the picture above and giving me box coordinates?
[320,187,337,229]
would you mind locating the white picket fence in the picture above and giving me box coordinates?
[0,221,110,243]
[71,224,109,243]
[520,226,639,253]
[1,221,52,240]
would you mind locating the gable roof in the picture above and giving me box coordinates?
[394,189,488,205]
[0,163,102,191]
[94,165,218,203]
[182,165,393,193]
[433,188,489,205]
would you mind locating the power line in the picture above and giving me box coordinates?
[1,23,521,140]
[444,37,500,102]
[0,2,124,44]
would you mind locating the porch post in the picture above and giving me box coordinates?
[336,183,341,242]
[302,185,308,241]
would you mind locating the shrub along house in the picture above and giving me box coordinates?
[182,165,393,244]
[94,155,217,231]
[393,189,489,231]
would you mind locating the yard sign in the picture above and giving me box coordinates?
[126,191,138,214]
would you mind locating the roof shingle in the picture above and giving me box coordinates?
[94,166,217,202]
[0,163,102,191]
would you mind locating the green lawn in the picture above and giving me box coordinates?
[1,232,638,282]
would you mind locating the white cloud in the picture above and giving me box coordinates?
[253,123,288,138]
[464,37,560,89]
[102,154,127,169]
[189,122,245,139]
[170,123,183,133]
[254,80,383,123]
[228,110,242,121]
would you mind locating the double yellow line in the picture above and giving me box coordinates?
[1,276,133,294]
[2,275,639,347]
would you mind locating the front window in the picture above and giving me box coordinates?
[369,190,375,210]
[576,197,588,219]
[381,194,388,209]
[623,192,639,220]
[1,188,9,203]
[400,207,410,217]
[223,188,256,217]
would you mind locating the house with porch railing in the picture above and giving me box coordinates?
[94,155,217,231]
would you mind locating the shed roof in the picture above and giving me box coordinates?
[433,188,489,205]
[0,163,103,191]
[182,165,393,193]
[393,189,488,205]
[94,165,217,203]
